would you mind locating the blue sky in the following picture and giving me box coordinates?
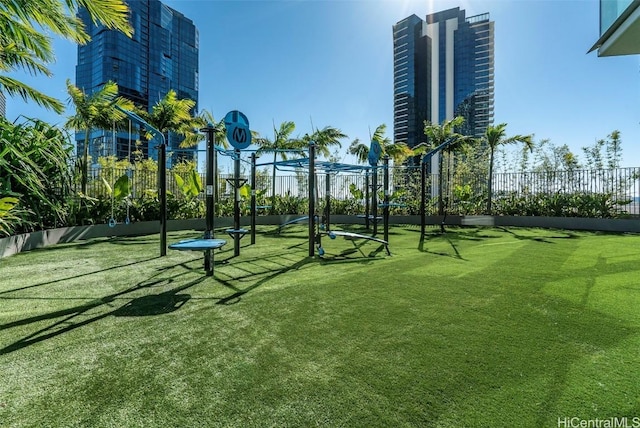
[5,0,640,170]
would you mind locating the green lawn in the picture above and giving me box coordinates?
[1,225,640,427]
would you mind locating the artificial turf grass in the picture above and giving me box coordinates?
[1,226,640,427]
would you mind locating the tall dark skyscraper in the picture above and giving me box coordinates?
[393,7,494,148]
[75,0,199,165]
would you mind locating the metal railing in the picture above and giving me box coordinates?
[78,166,640,217]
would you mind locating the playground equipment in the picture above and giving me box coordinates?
[167,122,229,276]
[255,140,391,257]
[222,110,252,256]
[115,105,168,256]
[276,216,311,233]
[224,149,249,256]
[315,140,391,255]
[105,173,132,228]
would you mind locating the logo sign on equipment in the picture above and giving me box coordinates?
[368,139,382,166]
[224,110,251,150]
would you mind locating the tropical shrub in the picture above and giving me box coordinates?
[492,192,621,218]
[0,117,74,233]
[0,196,28,237]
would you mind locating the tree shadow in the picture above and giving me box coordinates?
[415,238,633,427]
[497,226,580,243]
[214,257,313,305]
[0,267,205,355]
[418,233,466,260]
[0,256,161,296]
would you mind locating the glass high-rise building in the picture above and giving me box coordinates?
[75,0,199,165]
[393,7,494,148]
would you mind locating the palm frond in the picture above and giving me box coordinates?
[0,75,64,113]
[348,138,368,164]
[72,0,132,37]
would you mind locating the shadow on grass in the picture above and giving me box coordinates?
[0,256,161,296]
[410,237,631,427]
[15,235,160,255]
[417,227,583,260]
[0,267,206,355]
[0,248,322,353]
[497,226,580,243]
[418,233,466,260]
[210,238,388,304]
[215,257,313,305]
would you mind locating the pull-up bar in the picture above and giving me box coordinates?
[115,105,168,257]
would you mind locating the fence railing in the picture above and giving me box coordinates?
[80,166,640,217]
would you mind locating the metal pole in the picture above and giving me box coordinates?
[372,167,378,236]
[202,125,215,275]
[234,149,241,257]
[438,152,444,216]
[308,142,316,257]
[250,153,257,245]
[159,140,167,256]
[421,159,426,236]
[383,155,390,243]
[365,172,370,230]
[204,126,215,236]
[325,171,331,232]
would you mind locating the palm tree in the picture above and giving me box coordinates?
[301,126,348,159]
[198,109,229,150]
[482,123,533,214]
[422,116,473,215]
[422,116,469,153]
[348,138,368,164]
[0,0,132,113]
[137,90,202,150]
[65,79,133,193]
[254,121,303,214]
[348,124,413,164]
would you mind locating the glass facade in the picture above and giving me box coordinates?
[75,0,199,166]
[601,0,634,34]
[393,7,494,146]
[591,0,640,56]
[392,15,426,149]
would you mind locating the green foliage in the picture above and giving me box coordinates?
[582,131,623,170]
[65,80,134,193]
[128,190,161,222]
[0,117,73,232]
[0,0,131,113]
[451,184,486,215]
[348,183,363,200]
[330,197,362,215]
[348,124,413,165]
[271,194,309,215]
[239,183,251,200]
[493,192,621,218]
[134,90,204,148]
[65,193,106,226]
[0,196,22,236]
[174,170,202,200]
[102,174,131,202]
[171,162,204,219]
[254,120,304,214]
